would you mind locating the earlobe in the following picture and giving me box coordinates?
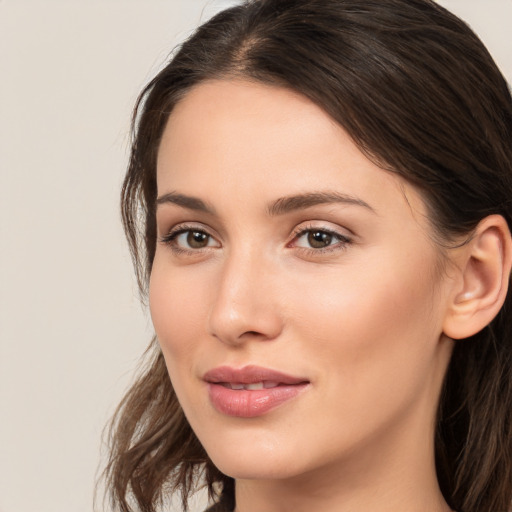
[443,215,512,340]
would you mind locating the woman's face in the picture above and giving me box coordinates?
[150,80,454,482]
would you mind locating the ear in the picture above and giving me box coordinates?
[443,215,512,340]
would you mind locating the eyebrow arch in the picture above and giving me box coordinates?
[156,192,216,214]
[267,191,375,216]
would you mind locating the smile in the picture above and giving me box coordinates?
[203,365,310,418]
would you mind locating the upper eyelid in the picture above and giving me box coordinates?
[159,221,354,245]
[161,222,217,238]
[293,225,345,235]
[291,228,351,245]
[159,225,221,253]
[291,221,353,238]
[287,222,355,251]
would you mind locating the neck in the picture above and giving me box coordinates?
[235,454,450,512]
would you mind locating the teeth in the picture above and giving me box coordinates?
[245,382,264,390]
[222,381,281,390]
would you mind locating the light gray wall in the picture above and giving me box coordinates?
[0,1,510,512]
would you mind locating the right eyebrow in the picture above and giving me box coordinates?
[156,192,216,214]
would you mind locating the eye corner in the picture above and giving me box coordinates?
[288,223,354,255]
[158,223,221,255]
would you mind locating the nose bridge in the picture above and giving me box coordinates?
[208,241,282,345]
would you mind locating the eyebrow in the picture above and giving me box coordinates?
[156,192,216,214]
[267,191,375,216]
[155,190,375,216]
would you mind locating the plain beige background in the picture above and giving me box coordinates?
[0,1,510,512]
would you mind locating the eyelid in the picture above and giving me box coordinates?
[288,222,353,253]
[159,223,221,253]
[158,221,353,256]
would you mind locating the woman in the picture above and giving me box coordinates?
[103,0,512,511]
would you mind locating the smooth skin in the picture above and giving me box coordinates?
[150,80,511,512]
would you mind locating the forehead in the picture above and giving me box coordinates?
[156,79,427,224]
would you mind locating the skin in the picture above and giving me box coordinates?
[150,79,457,512]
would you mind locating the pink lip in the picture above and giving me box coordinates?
[203,365,309,418]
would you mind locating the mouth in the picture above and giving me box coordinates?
[218,381,282,390]
[203,365,310,418]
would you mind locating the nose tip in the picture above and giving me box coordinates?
[208,261,283,346]
[210,298,281,345]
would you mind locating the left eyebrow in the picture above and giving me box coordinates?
[267,191,376,216]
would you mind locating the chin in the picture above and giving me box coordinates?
[210,455,303,481]
[198,427,313,481]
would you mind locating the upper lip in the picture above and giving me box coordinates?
[203,365,308,385]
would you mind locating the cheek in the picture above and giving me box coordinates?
[148,261,216,423]
[287,249,443,401]
[149,258,210,366]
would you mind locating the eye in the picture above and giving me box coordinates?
[175,230,214,249]
[291,226,352,252]
[159,225,220,252]
[299,230,335,249]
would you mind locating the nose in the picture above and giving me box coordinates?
[208,247,283,346]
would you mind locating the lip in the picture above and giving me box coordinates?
[203,365,309,418]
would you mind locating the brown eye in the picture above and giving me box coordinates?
[161,227,220,252]
[292,227,352,253]
[187,230,210,248]
[307,230,333,248]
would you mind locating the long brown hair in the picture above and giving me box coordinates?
[103,1,512,511]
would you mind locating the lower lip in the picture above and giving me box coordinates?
[207,383,308,418]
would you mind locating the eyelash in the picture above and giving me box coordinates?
[159,223,353,255]
[289,224,352,254]
[159,224,214,255]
